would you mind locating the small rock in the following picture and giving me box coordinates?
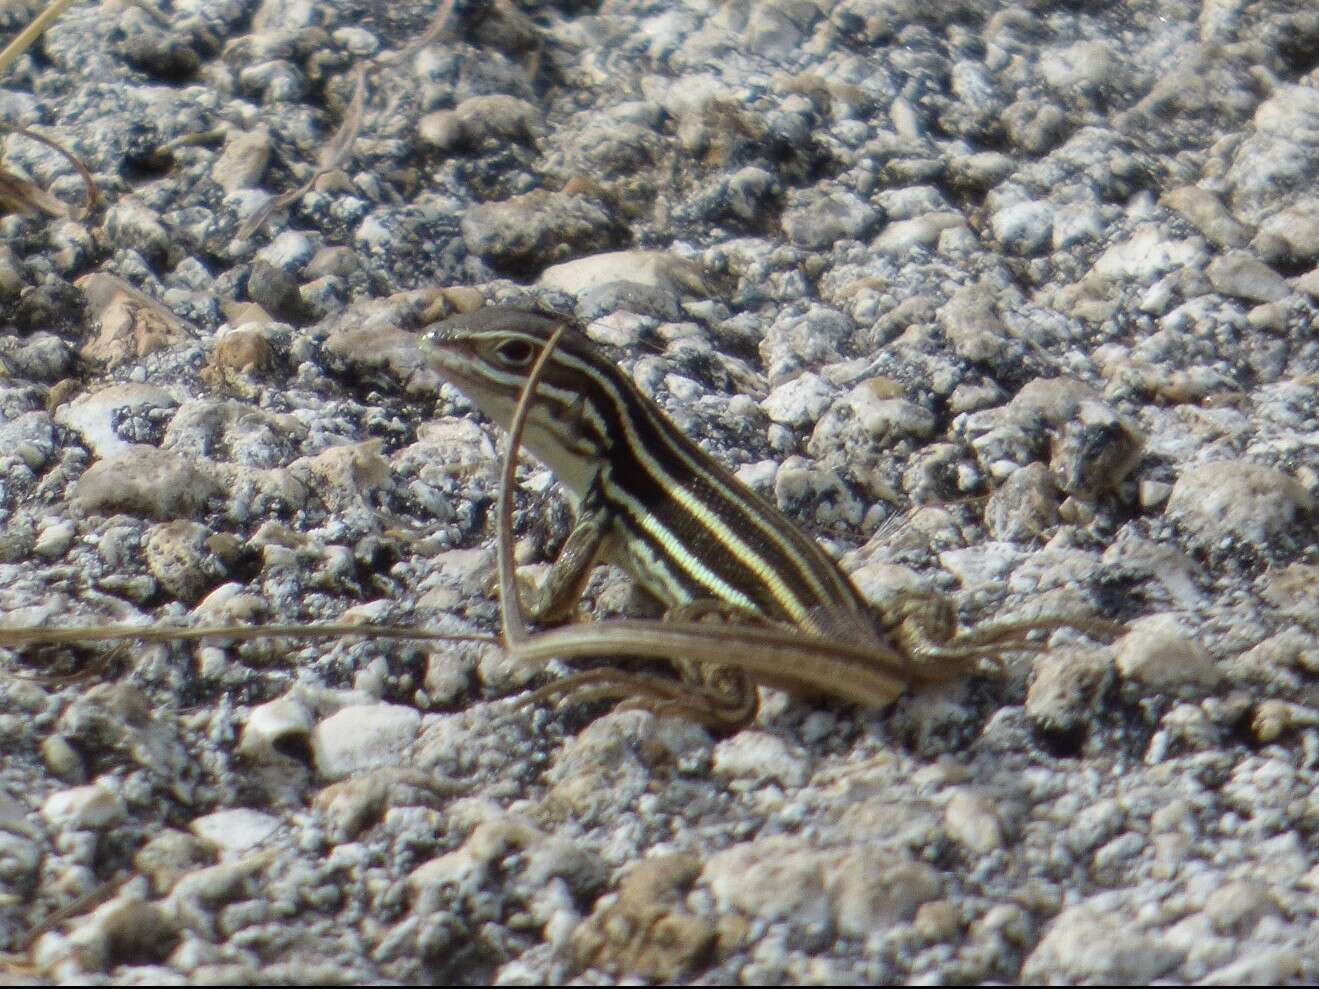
[990,199,1054,255]
[103,198,170,260]
[1295,266,1319,300]
[572,854,713,981]
[1092,226,1206,284]
[205,328,276,381]
[144,520,223,602]
[310,703,422,780]
[875,212,966,254]
[41,783,125,831]
[761,372,834,427]
[703,837,830,930]
[760,304,853,383]
[305,245,363,281]
[544,711,709,821]
[1051,203,1107,250]
[1247,300,1288,333]
[1048,397,1143,497]
[71,445,221,520]
[536,250,705,297]
[134,830,216,896]
[943,789,1005,854]
[1202,880,1279,935]
[937,282,1014,365]
[37,894,178,974]
[948,150,1015,190]
[246,261,307,323]
[1251,700,1319,744]
[1023,900,1182,982]
[287,440,394,513]
[1259,564,1319,626]
[848,384,937,443]
[1026,650,1114,747]
[76,273,195,369]
[211,128,272,192]
[331,26,379,55]
[118,22,199,80]
[189,809,281,853]
[41,734,84,782]
[1206,252,1290,302]
[418,94,540,150]
[52,383,178,458]
[239,694,316,763]
[1040,40,1119,100]
[313,768,453,840]
[165,858,264,940]
[823,850,940,939]
[577,279,681,321]
[781,190,878,248]
[1198,948,1302,986]
[986,462,1060,542]
[0,828,40,895]
[712,731,809,787]
[1114,615,1220,691]
[32,519,76,559]
[704,837,938,938]
[913,900,962,942]
[409,813,599,906]
[1161,186,1251,248]
[57,682,191,783]
[1065,798,1124,856]
[1251,197,1319,264]
[1004,99,1068,154]
[1166,460,1311,546]
[238,59,306,103]
[461,190,622,275]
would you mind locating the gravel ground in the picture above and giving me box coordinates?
[0,0,1317,983]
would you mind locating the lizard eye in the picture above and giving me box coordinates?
[493,339,535,367]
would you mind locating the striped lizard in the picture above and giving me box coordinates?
[421,306,1111,728]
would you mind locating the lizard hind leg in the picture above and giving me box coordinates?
[662,599,771,728]
[517,665,755,731]
[518,599,766,730]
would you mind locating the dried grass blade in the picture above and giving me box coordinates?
[0,124,98,218]
[236,63,368,239]
[497,321,570,649]
[0,622,495,649]
[0,0,79,76]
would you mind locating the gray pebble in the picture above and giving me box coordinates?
[211,127,272,192]
[943,788,1005,854]
[1023,900,1182,983]
[41,783,126,831]
[762,372,835,427]
[144,520,224,602]
[1162,186,1252,249]
[71,445,221,520]
[1206,252,1290,303]
[1114,616,1221,692]
[461,190,622,274]
[310,703,422,781]
[781,190,878,248]
[1166,460,1311,546]
[712,731,810,788]
[1252,197,1319,263]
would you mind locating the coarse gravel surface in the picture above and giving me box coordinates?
[0,0,1317,983]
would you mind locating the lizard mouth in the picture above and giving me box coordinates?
[419,334,479,383]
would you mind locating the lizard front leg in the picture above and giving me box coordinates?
[517,483,614,625]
